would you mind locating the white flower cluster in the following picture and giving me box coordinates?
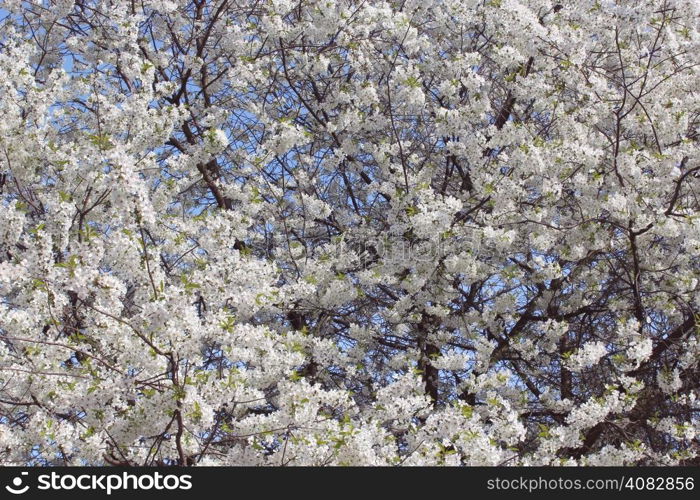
[565,342,608,372]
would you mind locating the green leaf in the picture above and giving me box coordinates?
[461,404,474,419]
[172,386,186,401]
[29,223,46,235]
[188,401,203,423]
[405,76,421,88]
[180,274,201,293]
[250,186,264,203]
[82,426,96,439]
[54,254,80,277]
[88,133,115,151]
[404,205,420,217]
[219,315,236,333]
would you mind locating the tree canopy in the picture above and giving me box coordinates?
[0,0,698,465]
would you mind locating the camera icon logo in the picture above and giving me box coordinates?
[5,472,30,495]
